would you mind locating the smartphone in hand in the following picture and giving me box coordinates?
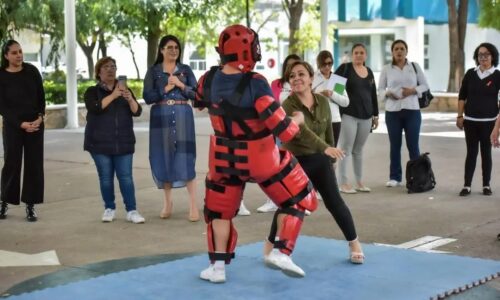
[117,75,127,89]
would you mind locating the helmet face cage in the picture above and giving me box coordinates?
[217,25,262,72]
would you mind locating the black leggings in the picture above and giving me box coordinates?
[268,152,357,242]
[463,120,495,187]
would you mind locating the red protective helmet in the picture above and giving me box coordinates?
[216,24,262,73]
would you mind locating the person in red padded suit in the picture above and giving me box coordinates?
[194,24,318,283]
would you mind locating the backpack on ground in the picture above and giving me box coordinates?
[406,152,436,194]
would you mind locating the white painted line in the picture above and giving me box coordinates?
[0,250,60,267]
[412,238,457,251]
[395,236,442,249]
[374,236,457,254]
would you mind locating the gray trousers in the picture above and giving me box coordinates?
[337,114,372,185]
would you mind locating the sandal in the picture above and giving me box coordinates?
[350,252,365,264]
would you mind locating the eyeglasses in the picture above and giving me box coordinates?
[322,61,333,67]
[102,65,117,70]
[478,53,491,59]
[164,45,179,51]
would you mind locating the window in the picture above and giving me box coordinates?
[189,49,206,71]
[424,34,429,70]
[24,53,38,62]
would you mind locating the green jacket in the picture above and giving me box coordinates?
[281,92,333,156]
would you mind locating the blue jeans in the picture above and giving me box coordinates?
[90,153,136,211]
[385,110,421,182]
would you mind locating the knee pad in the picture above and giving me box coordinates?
[259,150,318,212]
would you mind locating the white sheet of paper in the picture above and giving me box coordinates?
[326,74,347,94]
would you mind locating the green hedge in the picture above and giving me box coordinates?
[43,79,144,105]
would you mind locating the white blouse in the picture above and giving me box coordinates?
[377,61,429,112]
[312,69,349,122]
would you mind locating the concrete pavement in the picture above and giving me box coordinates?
[0,112,499,297]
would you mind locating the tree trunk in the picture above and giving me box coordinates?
[77,37,97,80]
[146,5,162,67]
[126,35,141,79]
[286,0,304,55]
[147,29,161,67]
[447,0,468,92]
[98,32,107,59]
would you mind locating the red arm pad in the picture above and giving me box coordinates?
[194,72,208,110]
[255,95,299,142]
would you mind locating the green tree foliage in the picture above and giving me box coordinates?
[478,0,500,30]
[293,1,321,54]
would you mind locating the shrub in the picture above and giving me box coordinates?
[43,79,144,105]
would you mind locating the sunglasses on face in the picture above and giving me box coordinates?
[164,45,179,51]
[322,61,333,67]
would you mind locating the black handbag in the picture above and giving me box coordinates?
[411,62,433,108]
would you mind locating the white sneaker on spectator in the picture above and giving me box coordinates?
[256,199,278,213]
[200,264,226,283]
[264,249,305,277]
[126,210,145,224]
[102,208,115,222]
[386,180,402,187]
[238,201,251,216]
[304,210,311,216]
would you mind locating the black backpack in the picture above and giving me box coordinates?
[406,152,436,194]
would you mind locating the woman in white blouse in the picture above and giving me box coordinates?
[312,50,349,147]
[378,39,429,187]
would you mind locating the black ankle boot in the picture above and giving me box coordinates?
[0,202,7,219]
[26,205,37,222]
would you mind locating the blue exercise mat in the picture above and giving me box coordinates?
[7,236,500,300]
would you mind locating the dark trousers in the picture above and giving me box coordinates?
[385,110,421,182]
[332,122,341,147]
[268,152,357,242]
[463,120,495,187]
[1,124,44,205]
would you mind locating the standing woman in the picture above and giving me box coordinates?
[84,57,145,223]
[266,61,364,264]
[378,39,429,187]
[335,44,379,193]
[456,43,500,196]
[0,40,45,222]
[312,50,349,147]
[143,35,200,221]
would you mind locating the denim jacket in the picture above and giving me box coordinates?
[142,63,197,104]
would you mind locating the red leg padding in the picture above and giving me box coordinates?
[276,205,306,255]
[206,220,238,264]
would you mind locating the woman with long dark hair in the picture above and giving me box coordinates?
[143,35,200,221]
[378,39,429,188]
[0,40,45,221]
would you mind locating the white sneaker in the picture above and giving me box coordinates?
[102,209,115,222]
[304,209,311,216]
[256,199,278,213]
[386,180,402,187]
[200,264,226,283]
[126,210,145,224]
[238,201,251,216]
[264,249,305,277]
